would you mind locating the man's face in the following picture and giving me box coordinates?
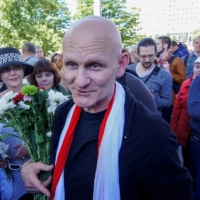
[156,39,165,55]
[130,51,139,63]
[169,45,178,53]
[193,37,200,53]
[62,27,125,113]
[36,48,43,59]
[138,46,156,68]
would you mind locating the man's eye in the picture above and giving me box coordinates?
[67,62,77,68]
[91,64,100,69]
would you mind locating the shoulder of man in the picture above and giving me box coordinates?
[120,73,157,113]
[127,62,138,71]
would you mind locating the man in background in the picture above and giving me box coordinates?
[35,45,44,59]
[22,42,38,66]
[182,36,200,79]
[169,41,189,58]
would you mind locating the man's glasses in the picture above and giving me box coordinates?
[139,54,155,60]
[8,163,21,170]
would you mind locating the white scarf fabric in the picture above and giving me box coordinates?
[54,81,125,200]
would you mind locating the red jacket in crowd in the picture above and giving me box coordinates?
[170,75,193,146]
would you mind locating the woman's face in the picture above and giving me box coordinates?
[35,71,54,89]
[52,55,61,63]
[0,65,24,90]
[193,63,200,79]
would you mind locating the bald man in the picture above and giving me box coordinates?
[21,16,192,200]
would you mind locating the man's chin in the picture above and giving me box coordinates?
[143,63,152,68]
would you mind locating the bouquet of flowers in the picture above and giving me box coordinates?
[0,85,69,200]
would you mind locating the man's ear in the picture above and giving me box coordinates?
[116,52,129,78]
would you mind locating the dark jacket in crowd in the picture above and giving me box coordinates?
[188,75,200,134]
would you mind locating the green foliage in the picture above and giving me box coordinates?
[0,0,71,53]
[73,0,143,47]
[191,28,200,41]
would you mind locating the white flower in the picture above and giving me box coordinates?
[0,91,18,115]
[46,131,52,137]
[18,101,30,110]
[22,78,30,86]
[0,101,16,115]
[47,90,68,113]
[47,102,57,113]
[47,90,68,103]
[1,91,17,102]
[0,142,9,159]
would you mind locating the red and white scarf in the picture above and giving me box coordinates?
[51,81,125,200]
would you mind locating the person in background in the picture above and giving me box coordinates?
[169,41,189,58]
[156,36,186,123]
[170,57,200,167]
[182,36,200,79]
[54,57,70,93]
[27,59,68,95]
[128,38,172,118]
[35,45,44,59]
[22,42,38,67]
[51,53,62,64]
[0,47,34,200]
[128,44,140,64]
[187,57,200,200]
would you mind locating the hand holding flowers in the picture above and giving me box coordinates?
[0,85,69,199]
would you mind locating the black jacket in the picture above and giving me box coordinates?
[50,86,192,200]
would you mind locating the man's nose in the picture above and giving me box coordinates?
[75,68,90,87]
[144,56,150,61]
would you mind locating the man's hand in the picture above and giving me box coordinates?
[13,144,29,159]
[21,160,54,197]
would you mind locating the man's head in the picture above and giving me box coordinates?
[193,36,200,54]
[156,36,171,56]
[169,41,179,53]
[35,46,43,59]
[22,42,36,59]
[137,38,157,69]
[62,16,129,113]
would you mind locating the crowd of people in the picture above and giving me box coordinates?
[0,15,199,200]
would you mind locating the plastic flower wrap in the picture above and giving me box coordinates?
[0,85,69,200]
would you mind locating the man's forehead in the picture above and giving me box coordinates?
[194,38,200,43]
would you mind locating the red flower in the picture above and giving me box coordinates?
[38,86,45,90]
[13,93,24,104]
